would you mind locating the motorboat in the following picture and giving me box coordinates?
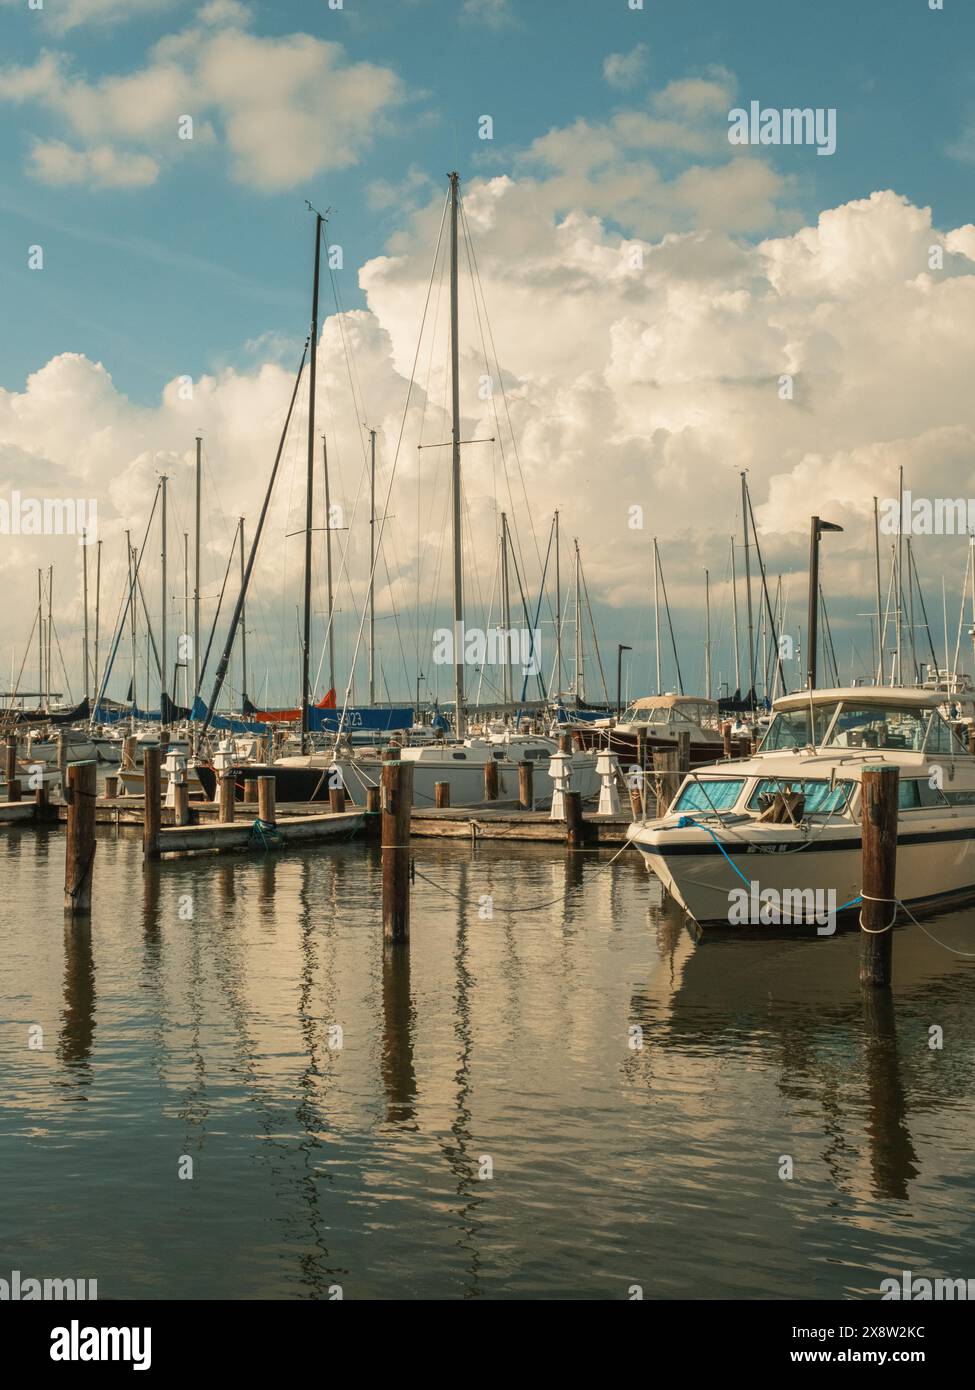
[572,694,725,767]
[626,686,975,926]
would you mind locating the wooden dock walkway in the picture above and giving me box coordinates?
[157,809,364,855]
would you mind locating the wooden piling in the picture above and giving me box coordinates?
[366,784,381,841]
[122,735,137,770]
[558,732,571,753]
[636,729,646,772]
[103,774,119,800]
[435,780,450,809]
[677,731,691,777]
[218,773,236,823]
[564,789,584,850]
[174,781,190,827]
[64,760,97,915]
[243,778,258,803]
[35,781,49,814]
[722,722,732,759]
[629,774,644,820]
[257,776,276,825]
[5,737,17,801]
[653,748,681,816]
[484,757,499,801]
[859,765,899,988]
[518,760,533,811]
[381,752,413,944]
[143,745,161,861]
[329,784,346,814]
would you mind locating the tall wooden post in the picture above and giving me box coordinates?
[518,760,533,811]
[174,780,190,827]
[329,784,346,813]
[677,731,691,777]
[64,760,97,914]
[564,788,584,849]
[435,780,450,808]
[218,772,236,822]
[122,734,137,771]
[143,744,161,861]
[243,777,258,804]
[860,765,899,988]
[104,774,119,800]
[484,757,499,802]
[257,776,276,825]
[653,748,680,816]
[381,749,413,944]
[722,722,732,759]
[5,737,18,801]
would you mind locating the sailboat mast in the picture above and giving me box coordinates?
[730,537,741,695]
[323,434,335,694]
[369,427,376,706]
[37,569,42,705]
[448,171,465,737]
[94,539,101,707]
[82,530,90,701]
[873,495,883,683]
[302,210,323,751]
[653,538,661,693]
[160,473,168,725]
[554,509,562,697]
[193,435,202,699]
[740,472,755,703]
[183,532,189,708]
[239,518,248,710]
[896,465,904,684]
[501,511,511,705]
[126,532,136,729]
[574,537,584,701]
[46,565,52,709]
[705,568,712,700]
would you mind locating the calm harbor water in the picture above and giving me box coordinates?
[2,823,975,1300]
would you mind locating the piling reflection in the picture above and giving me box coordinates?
[58,920,95,1085]
[381,941,416,1122]
[861,987,918,1199]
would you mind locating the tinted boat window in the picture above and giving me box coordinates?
[673,779,745,812]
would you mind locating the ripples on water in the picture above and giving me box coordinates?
[2,823,974,1299]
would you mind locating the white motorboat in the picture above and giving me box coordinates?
[327,734,601,809]
[626,686,975,926]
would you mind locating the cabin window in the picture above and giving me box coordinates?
[746,778,853,815]
[760,706,835,750]
[451,752,467,760]
[673,778,745,813]
[899,779,949,809]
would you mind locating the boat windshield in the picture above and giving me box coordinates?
[825,704,963,753]
[673,778,745,813]
[760,704,837,750]
[746,777,853,815]
[619,704,670,726]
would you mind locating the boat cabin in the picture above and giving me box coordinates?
[759,687,967,756]
[616,694,720,733]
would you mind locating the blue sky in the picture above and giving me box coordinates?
[1,0,972,405]
[2,0,975,706]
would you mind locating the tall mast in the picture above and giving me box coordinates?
[126,532,136,729]
[82,532,90,701]
[896,465,904,685]
[302,210,323,751]
[183,532,189,707]
[94,539,102,707]
[369,427,376,706]
[160,474,168,724]
[740,472,755,703]
[554,509,562,697]
[323,434,336,694]
[47,565,53,709]
[239,517,248,710]
[574,537,584,701]
[193,435,202,699]
[37,570,42,706]
[730,537,741,695]
[501,511,511,705]
[873,495,883,683]
[653,538,661,693]
[705,568,712,701]
[448,171,465,736]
